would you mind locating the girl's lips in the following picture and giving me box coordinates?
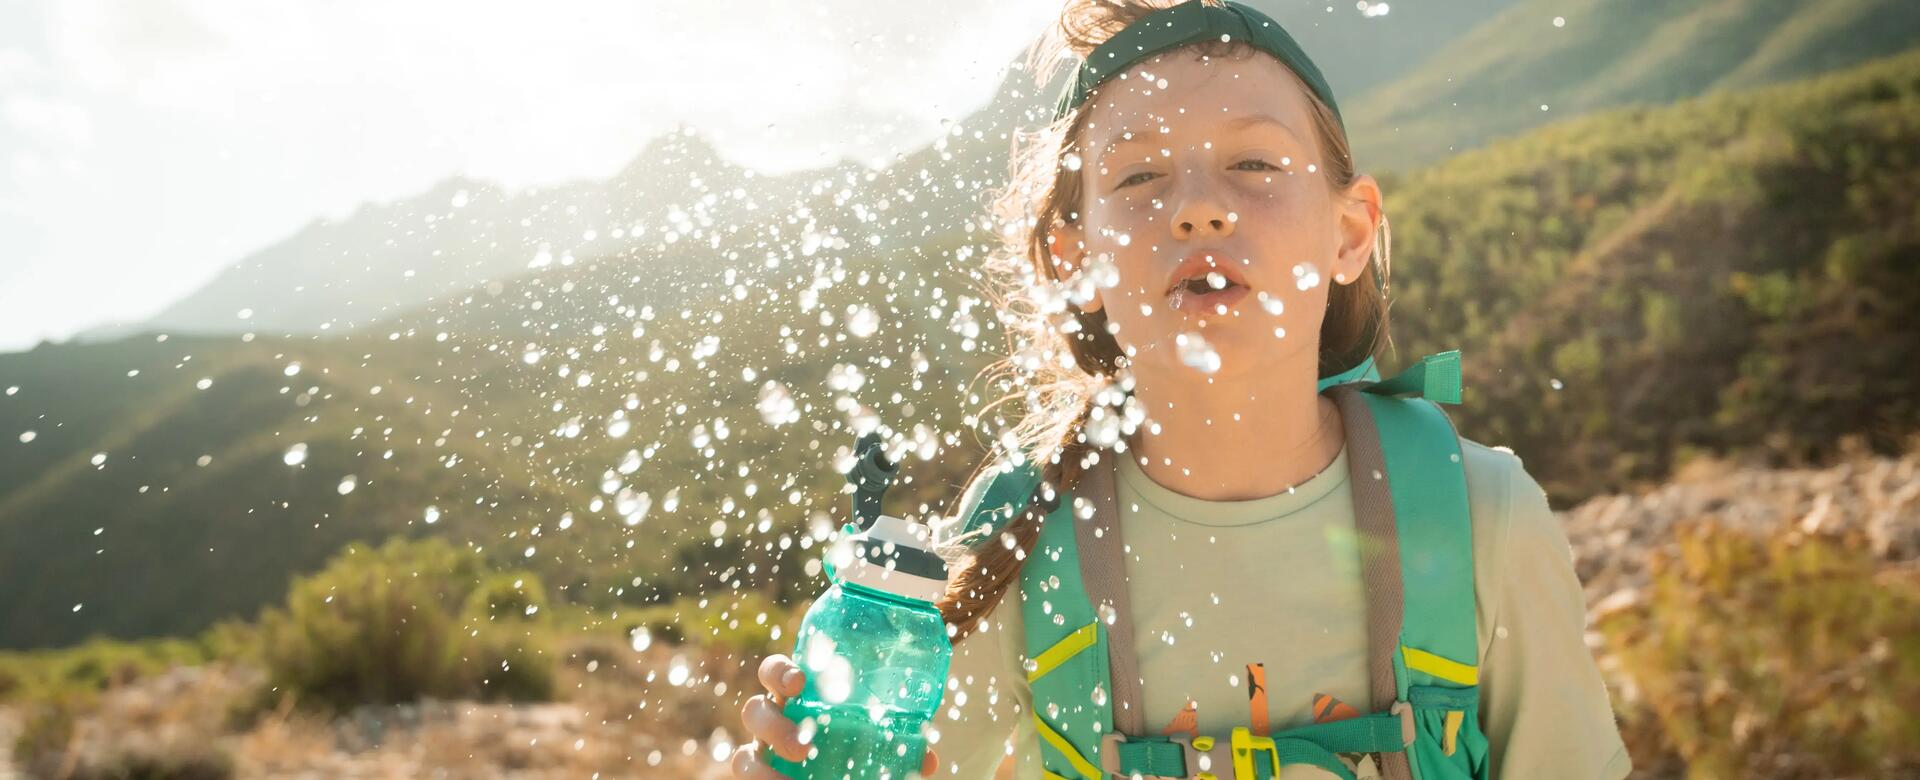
[1168,284,1250,316]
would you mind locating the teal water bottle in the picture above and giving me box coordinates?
[765,432,952,779]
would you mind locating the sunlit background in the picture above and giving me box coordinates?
[2,0,1918,777]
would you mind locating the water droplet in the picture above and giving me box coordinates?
[283,362,301,377]
[1553,15,1566,27]
[618,490,652,526]
[1549,378,1564,390]
[630,626,652,652]
[423,505,441,524]
[195,377,213,390]
[1175,332,1222,374]
[606,417,631,438]
[1292,262,1322,291]
[17,431,34,444]
[846,305,880,338]
[336,475,357,495]
[1258,291,1284,316]
[91,452,107,466]
[282,443,308,466]
[758,381,800,426]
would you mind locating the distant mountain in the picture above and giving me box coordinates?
[82,129,854,340]
[1346,0,1920,168]
[74,0,1521,343]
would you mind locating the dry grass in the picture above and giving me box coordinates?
[2,634,763,779]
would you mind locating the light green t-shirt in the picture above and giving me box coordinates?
[928,438,1630,779]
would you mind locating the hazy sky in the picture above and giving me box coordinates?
[0,0,1060,352]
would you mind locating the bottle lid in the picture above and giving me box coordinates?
[825,514,949,604]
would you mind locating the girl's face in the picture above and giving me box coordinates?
[1051,50,1379,381]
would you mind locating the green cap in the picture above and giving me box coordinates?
[1052,0,1343,130]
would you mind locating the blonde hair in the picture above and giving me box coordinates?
[936,0,1392,642]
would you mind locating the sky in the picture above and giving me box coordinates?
[0,0,1060,352]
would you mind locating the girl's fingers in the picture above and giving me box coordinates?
[728,741,791,779]
[756,654,805,703]
[740,694,808,763]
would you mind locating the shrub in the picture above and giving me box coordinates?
[257,537,554,712]
[1598,522,1920,778]
[452,571,556,702]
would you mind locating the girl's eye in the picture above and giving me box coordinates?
[1119,159,1279,189]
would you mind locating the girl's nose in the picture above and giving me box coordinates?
[1172,192,1234,240]
[1168,160,1235,240]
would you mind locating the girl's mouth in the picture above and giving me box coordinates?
[1167,276,1250,316]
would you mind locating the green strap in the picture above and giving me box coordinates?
[1317,355,1381,392]
[1364,350,1462,404]
[1269,738,1354,780]
[1112,738,1185,776]
[1267,711,1411,755]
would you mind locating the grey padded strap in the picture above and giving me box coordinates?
[1074,452,1149,738]
[1328,385,1413,780]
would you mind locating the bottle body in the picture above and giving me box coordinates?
[766,580,951,779]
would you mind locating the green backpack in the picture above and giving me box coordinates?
[958,351,1489,780]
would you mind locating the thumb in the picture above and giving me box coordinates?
[920,745,939,777]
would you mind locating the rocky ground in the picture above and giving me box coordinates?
[1563,440,1920,619]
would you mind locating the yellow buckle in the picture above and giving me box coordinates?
[1229,727,1282,779]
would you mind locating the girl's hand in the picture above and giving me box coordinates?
[730,653,940,778]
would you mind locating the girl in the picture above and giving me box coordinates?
[735,1,1628,777]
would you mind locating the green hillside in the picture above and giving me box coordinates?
[4,52,1918,649]
[1386,49,1920,499]
[1,243,1004,649]
[1347,0,1920,169]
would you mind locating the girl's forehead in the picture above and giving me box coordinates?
[1081,52,1316,153]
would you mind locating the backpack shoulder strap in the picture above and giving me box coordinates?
[951,456,1113,779]
[1329,350,1478,780]
[957,460,1044,541]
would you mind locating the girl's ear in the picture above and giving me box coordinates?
[1331,173,1382,288]
[1048,220,1104,314]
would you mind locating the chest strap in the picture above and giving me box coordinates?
[1101,707,1413,780]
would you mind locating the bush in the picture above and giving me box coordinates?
[257,537,554,712]
[1598,522,1920,778]
[454,571,556,702]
